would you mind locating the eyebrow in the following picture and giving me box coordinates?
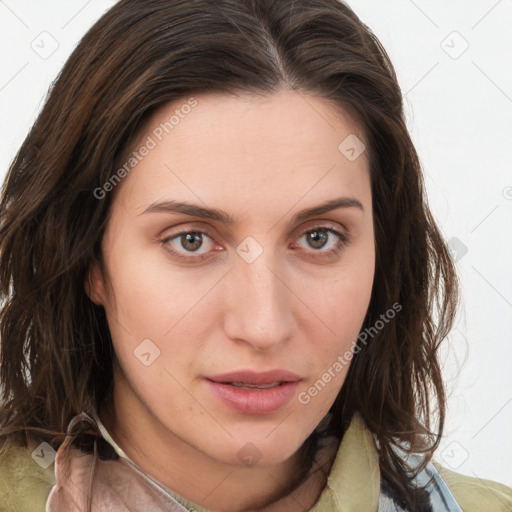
[139,196,364,224]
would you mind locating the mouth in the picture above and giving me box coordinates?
[205,370,301,415]
[206,369,301,386]
[226,381,283,389]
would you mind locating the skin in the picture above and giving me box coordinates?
[87,89,375,512]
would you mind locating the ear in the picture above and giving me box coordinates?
[85,261,107,306]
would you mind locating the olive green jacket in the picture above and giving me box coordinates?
[0,412,511,511]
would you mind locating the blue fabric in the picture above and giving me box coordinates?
[378,458,464,511]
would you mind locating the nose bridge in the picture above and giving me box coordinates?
[224,247,293,350]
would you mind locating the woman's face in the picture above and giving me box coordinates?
[89,89,375,468]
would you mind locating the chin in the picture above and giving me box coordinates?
[206,431,307,469]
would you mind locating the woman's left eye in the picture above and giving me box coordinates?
[294,227,350,257]
[161,225,350,263]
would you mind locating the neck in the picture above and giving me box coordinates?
[98,378,335,512]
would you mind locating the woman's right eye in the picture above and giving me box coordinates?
[162,230,218,262]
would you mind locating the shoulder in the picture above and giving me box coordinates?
[433,461,512,512]
[0,437,55,512]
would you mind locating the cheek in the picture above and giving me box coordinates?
[295,278,373,414]
[103,237,209,332]
[102,243,218,380]
[297,242,374,386]
[301,245,374,340]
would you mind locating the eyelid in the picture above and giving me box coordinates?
[291,219,349,239]
[159,221,236,246]
[160,219,348,244]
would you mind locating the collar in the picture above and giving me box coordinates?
[311,412,380,511]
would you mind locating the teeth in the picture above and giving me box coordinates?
[229,381,281,389]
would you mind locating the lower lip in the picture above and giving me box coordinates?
[206,380,300,415]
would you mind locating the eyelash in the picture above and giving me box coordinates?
[161,224,351,263]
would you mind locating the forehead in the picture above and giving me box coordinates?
[112,89,370,218]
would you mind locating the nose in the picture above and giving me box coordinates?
[223,250,295,352]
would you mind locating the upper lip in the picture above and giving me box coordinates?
[206,370,301,385]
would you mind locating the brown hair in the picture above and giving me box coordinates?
[0,0,458,509]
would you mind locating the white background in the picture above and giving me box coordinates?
[0,0,511,488]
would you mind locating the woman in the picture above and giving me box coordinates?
[0,0,510,511]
